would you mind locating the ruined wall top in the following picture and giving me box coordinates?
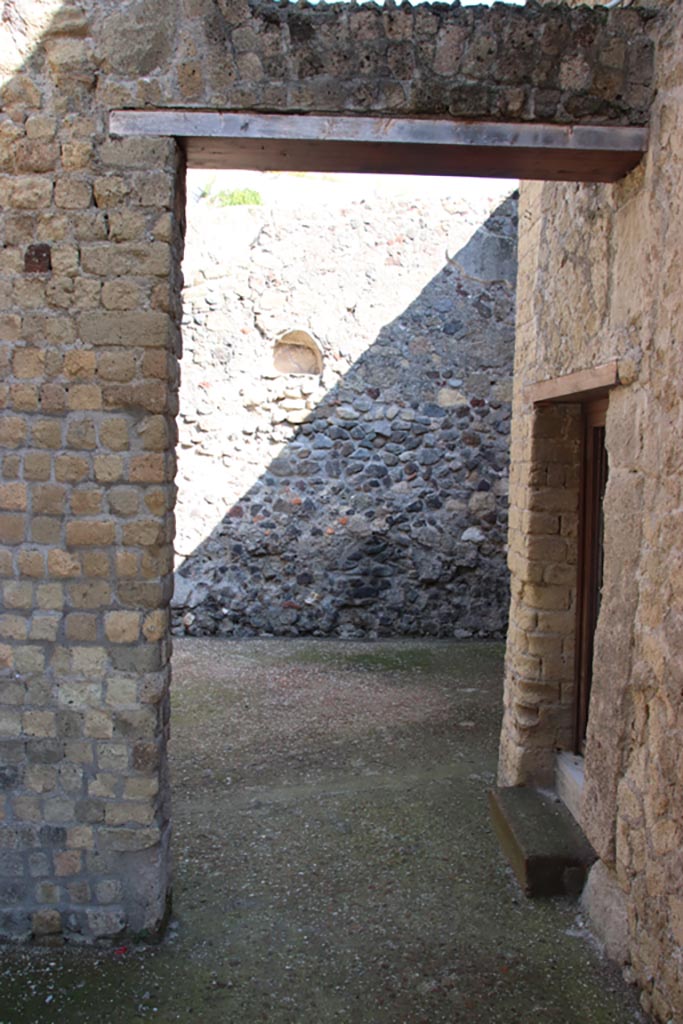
[1,0,656,127]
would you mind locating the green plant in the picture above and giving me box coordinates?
[196,179,263,207]
[216,187,263,206]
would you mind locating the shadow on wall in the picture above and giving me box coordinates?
[173,193,518,640]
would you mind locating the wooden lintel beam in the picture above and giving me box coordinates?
[109,111,648,183]
[525,361,620,405]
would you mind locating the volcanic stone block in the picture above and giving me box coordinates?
[488,786,596,897]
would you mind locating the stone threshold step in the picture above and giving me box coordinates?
[488,786,597,898]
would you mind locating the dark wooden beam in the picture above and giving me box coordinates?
[109,111,647,184]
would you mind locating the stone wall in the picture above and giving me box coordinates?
[88,0,653,126]
[0,1,187,946]
[0,0,657,948]
[499,2,683,1020]
[174,178,516,639]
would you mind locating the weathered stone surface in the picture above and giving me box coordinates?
[91,0,654,125]
[581,860,629,965]
[489,785,596,897]
[173,180,516,640]
[499,3,683,1021]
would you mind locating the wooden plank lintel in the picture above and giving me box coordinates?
[526,361,620,405]
[109,111,648,183]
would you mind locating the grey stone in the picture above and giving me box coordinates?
[371,420,392,437]
[0,767,19,790]
[174,187,516,640]
[86,908,126,939]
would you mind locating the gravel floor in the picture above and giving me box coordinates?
[0,639,645,1024]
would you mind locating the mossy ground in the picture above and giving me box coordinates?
[0,639,644,1024]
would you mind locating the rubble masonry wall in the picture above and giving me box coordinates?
[174,183,516,640]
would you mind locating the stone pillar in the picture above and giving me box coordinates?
[499,401,581,786]
[0,30,185,937]
[498,184,582,787]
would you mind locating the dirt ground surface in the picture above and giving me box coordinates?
[0,639,645,1024]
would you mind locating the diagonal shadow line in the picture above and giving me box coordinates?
[173,191,518,640]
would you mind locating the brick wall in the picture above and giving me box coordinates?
[501,399,581,784]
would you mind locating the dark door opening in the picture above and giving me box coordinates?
[575,397,609,753]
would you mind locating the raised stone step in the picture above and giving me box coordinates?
[488,786,597,898]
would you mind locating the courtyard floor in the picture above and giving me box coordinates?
[0,638,644,1024]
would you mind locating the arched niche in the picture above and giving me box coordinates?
[273,329,323,376]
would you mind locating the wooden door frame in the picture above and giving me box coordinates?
[575,396,609,754]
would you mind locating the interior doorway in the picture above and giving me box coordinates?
[173,167,517,641]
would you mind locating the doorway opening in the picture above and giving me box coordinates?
[173,168,517,640]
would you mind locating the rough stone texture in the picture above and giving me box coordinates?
[499,2,683,1020]
[581,861,630,966]
[95,0,655,126]
[0,0,184,946]
[174,180,516,639]
[0,0,658,951]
